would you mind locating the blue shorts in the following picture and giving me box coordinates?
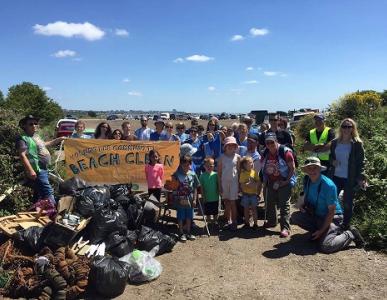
[241,194,258,208]
[177,207,194,221]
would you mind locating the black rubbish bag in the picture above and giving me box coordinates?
[88,202,128,243]
[106,231,132,258]
[109,184,131,199]
[126,230,138,248]
[137,226,176,256]
[59,177,89,195]
[143,201,159,225]
[13,226,48,253]
[126,204,143,230]
[75,186,110,217]
[89,256,130,298]
[115,194,131,210]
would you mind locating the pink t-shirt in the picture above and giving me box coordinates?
[145,163,165,188]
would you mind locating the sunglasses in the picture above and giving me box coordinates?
[341,125,353,129]
[265,140,275,145]
[101,126,109,129]
[177,127,184,130]
[190,130,198,133]
[113,132,122,135]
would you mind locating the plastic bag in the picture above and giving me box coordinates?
[59,177,89,195]
[109,184,131,199]
[13,226,48,253]
[126,203,144,230]
[143,201,159,225]
[106,231,133,258]
[137,226,176,255]
[119,246,162,283]
[89,256,130,298]
[87,202,128,243]
[75,186,110,217]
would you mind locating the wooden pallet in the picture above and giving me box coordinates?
[0,212,52,236]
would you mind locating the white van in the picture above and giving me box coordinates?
[160,112,170,120]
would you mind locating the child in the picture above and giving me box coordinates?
[217,136,240,231]
[71,120,90,139]
[199,157,220,223]
[172,155,200,242]
[145,150,164,201]
[239,156,261,229]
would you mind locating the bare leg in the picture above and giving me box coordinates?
[244,207,250,225]
[252,206,258,225]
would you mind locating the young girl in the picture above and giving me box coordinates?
[217,136,240,231]
[145,150,164,201]
[239,156,260,229]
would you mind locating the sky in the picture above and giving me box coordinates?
[1,0,386,113]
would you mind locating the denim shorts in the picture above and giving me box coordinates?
[177,207,194,221]
[241,194,257,208]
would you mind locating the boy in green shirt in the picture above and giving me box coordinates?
[199,157,220,223]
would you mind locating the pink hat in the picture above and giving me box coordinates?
[223,136,238,148]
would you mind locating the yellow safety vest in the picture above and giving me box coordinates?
[309,127,330,161]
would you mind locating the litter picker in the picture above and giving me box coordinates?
[197,198,210,237]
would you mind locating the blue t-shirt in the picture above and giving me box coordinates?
[185,137,205,168]
[150,131,168,141]
[305,175,343,218]
[135,127,153,140]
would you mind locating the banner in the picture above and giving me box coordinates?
[64,139,180,189]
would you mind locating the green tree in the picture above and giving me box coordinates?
[0,90,4,107]
[88,110,97,118]
[3,82,63,125]
[381,90,387,106]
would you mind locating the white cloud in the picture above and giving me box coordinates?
[185,54,214,62]
[52,49,77,58]
[264,71,278,76]
[242,80,258,84]
[115,28,129,37]
[128,91,143,97]
[249,27,269,37]
[122,78,131,83]
[280,73,288,77]
[230,34,244,42]
[72,57,83,61]
[173,57,184,63]
[208,86,216,91]
[246,66,254,71]
[43,86,52,91]
[33,21,105,41]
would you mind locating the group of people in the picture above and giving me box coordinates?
[16,112,367,253]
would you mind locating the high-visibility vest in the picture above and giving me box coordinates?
[309,127,330,161]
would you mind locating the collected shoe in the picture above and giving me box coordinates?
[252,224,259,230]
[349,226,365,248]
[280,229,290,238]
[186,234,196,241]
[263,222,276,229]
[230,223,238,231]
[180,234,187,242]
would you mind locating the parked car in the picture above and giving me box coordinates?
[290,111,316,128]
[153,115,159,121]
[230,114,237,119]
[170,113,176,120]
[219,112,229,120]
[200,114,209,120]
[54,119,77,138]
[107,114,118,120]
[160,112,170,120]
[191,115,200,120]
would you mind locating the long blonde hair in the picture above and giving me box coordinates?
[339,118,362,143]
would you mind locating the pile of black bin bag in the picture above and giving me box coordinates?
[58,178,176,298]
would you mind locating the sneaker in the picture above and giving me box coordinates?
[349,226,365,248]
[186,234,196,241]
[280,229,290,238]
[241,223,251,229]
[179,234,187,242]
[230,223,238,231]
[252,224,259,230]
[263,222,276,229]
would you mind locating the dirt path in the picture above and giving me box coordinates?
[119,219,387,300]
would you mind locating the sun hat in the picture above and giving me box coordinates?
[314,113,325,121]
[223,136,238,148]
[247,133,259,142]
[264,132,277,142]
[19,115,40,127]
[154,118,165,126]
[180,143,197,157]
[301,156,327,171]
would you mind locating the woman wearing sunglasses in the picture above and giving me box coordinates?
[95,122,112,139]
[164,122,180,141]
[329,118,367,229]
[111,129,124,140]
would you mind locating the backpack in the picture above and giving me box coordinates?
[260,145,297,187]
